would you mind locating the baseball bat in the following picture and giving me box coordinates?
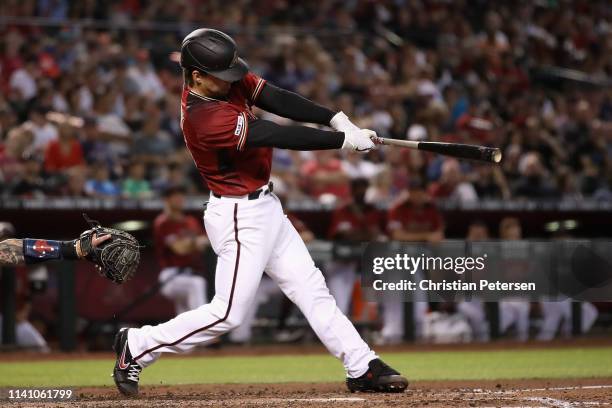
[380,138,502,163]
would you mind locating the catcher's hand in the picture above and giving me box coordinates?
[77,214,140,284]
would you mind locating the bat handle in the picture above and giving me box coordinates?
[379,138,419,149]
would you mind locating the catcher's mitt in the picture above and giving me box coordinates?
[78,214,140,284]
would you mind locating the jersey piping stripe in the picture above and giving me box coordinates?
[251,79,265,103]
[188,90,226,103]
[132,203,241,362]
[236,112,249,151]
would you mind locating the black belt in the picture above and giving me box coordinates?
[212,182,274,200]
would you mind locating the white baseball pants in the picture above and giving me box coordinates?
[537,300,598,340]
[128,192,377,377]
[159,267,207,315]
[499,300,530,341]
[326,261,357,315]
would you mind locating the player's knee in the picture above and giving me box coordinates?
[207,296,231,319]
[224,312,246,330]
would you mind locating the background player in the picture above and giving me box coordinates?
[498,217,531,341]
[154,186,209,315]
[112,28,408,396]
[326,178,385,315]
[379,179,444,344]
[457,220,492,342]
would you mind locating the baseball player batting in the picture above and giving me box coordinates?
[112,28,409,396]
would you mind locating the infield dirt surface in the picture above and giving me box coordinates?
[3,379,611,407]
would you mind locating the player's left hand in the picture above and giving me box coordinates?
[330,111,360,133]
[331,112,383,146]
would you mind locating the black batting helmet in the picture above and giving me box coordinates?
[180,28,248,82]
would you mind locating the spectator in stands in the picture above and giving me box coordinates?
[111,60,140,100]
[85,162,120,198]
[23,107,58,154]
[365,167,393,204]
[59,165,88,197]
[0,1,611,204]
[92,90,131,158]
[0,126,32,187]
[8,56,39,102]
[341,150,381,180]
[127,49,166,101]
[0,106,18,139]
[471,164,511,200]
[593,173,612,201]
[301,150,349,201]
[428,158,478,204]
[557,167,583,201]
[122,161,152,199]
[513,152,560,199]
[10,154,46,198]
[131,103,174,165]
[43,123,84,173]
[152,161,195,195]
[80,117,117,168]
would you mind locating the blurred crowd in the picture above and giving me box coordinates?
[1,0,612,205]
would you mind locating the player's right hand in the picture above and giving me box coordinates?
[341,128,378,153]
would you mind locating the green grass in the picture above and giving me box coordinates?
[1,347,611,387]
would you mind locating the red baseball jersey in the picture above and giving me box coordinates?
[180,72,271,196]
[387,202,443,233]
[328,203,384,240]
[287,213,310,235]
[153,213,204,269]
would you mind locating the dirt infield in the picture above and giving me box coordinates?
[5,378,612,407]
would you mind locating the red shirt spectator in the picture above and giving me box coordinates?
[44,138,84,172]
[301,151,349,199]
[43,124,84,172]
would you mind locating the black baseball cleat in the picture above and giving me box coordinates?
[112,328,142,397]
[346,359,409,393]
